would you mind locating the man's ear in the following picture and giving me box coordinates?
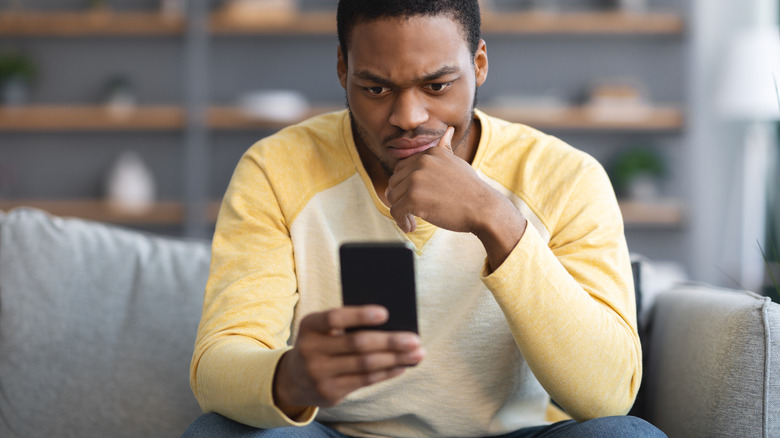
[474,39,488,88]
[337,45,347,89]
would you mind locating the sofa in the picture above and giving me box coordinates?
[0,207,777,437]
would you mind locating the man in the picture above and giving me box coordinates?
[185,0,665,436]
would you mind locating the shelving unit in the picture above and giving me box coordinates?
[480,11,684,35]
[0,105,184,131]
[0,104,684,132]
[210,10,336,35]
[0,9,685,37]
[0,3,690,244]
[208,10,684,36]
[482,105,684,131]
[0,11,185,36]
[619,199,686,228]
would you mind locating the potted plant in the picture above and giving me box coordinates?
[0,47,37,106]
[608,145,666,200]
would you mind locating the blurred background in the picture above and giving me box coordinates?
[0,0,778,299]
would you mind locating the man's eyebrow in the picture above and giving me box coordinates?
[353,65,461,85]
[353,70,394,85]
[420,65,460,82]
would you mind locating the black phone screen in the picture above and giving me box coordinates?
[339,242,418,333]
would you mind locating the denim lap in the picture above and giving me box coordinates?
[182,413,350,438]
[492,416,666,438]
[183,413,666,438]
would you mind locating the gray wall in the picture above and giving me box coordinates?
[3,0,766,287]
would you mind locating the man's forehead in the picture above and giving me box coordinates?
[347,14,469,57]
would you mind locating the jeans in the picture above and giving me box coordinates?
[182,413,667,438]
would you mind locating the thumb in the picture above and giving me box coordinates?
[438,126,455,153]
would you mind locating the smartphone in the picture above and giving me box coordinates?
[339,242,418,333]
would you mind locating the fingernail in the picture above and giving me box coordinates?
[401,334,421,348]
[405,214,416,233]
[370,307,387,322]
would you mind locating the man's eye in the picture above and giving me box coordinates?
[427,82,452,93]
[364,86,388,95]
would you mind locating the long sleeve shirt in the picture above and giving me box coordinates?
[190,109,641,438]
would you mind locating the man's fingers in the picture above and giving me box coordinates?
[301,306,388,334]
[390,206,417,233]
[384,126,454,233]
[299,308,424,355]
[384,178,419,233]
[285,309,426,409]
[438,126,455,152]
[404,213,417,233]
[317,347,425,378]
[331,366,409,397]
[326,329,422,355]
[311,366,409,407]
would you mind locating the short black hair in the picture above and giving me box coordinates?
[337,0,481,61]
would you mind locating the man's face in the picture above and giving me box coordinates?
[338,14,488,178]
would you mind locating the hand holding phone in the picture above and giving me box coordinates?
[340,242,419,333]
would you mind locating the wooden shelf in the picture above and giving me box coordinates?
[484,105,684,131]
[0,105,185,131]
[619,199,686,228]
[0,11,185,36]
[0,104,683,132]
[209,10,683,36]
[0,199,684,228]
[481,11,684,35]
[210,10,336,35]
[0,104,682,132]
[0,9,683,37]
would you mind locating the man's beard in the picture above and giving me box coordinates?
[346,88,479,177]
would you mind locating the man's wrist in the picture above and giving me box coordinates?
[473,194,527,272]
[272,350,310,419]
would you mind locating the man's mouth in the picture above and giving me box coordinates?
[387,136,441,159]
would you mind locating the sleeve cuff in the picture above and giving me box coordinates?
[480,220,545,285]
[264,346,320,427]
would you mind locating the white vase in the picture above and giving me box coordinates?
[627,173,660,201]
[161,0,186,18]
[105,151,156,214]
[618,0,646,13]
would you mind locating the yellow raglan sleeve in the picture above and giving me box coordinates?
[482,157,640,422]
[189,146,318,428]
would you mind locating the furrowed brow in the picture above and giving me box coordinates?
[353,70,394,86]
[353,65,461,86]
[420,65,460,82]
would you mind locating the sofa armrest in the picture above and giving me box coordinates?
[639,284,780,438]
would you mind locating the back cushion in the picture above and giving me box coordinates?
[0,208,210,437]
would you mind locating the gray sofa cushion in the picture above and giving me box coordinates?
[642,284,780,438]
[0,208,210,438]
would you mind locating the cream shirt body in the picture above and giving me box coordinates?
[190,110,640,438]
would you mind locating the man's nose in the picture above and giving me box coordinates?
[388,90,429,131]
